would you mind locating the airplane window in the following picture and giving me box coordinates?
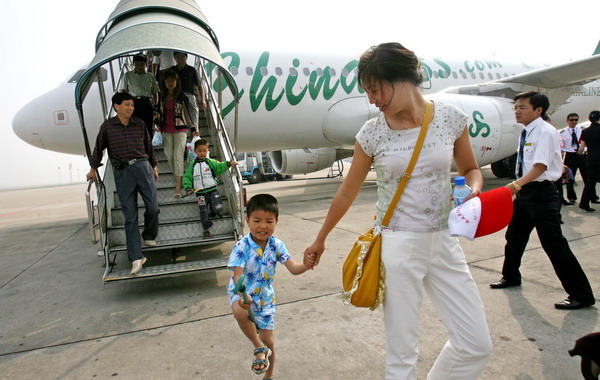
[275,67,283,76]
[461,72,467,79]
[317,68,323,77]
[496,73,501,79]
[488,73,493,80]
[329,68,336,76]
[230,66,238,76]
[246,67,253,75]
[504,73,509,77]
[452,72,458,79]
[261,67,268,76]
[341,68,349,77]
[471,73,476,79]
[303,68,310,76]
[433,71,439,79]
[289,67,298,77]
[479,73,484,80]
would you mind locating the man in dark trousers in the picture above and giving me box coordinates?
[171,51,206,131]
[560,112,597,204]
[578,110,600,211]
[490,91,595,310]
[86,92,160,275]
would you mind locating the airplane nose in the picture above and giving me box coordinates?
[12,99,44,149]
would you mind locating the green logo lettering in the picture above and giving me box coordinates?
[469,111,490,138]
[249,52,285,112]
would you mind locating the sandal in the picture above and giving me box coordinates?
[174,193,181,199]
[251,346,271,374]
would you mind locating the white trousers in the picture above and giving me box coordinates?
[381,229,492,380]
[163,131,187,176]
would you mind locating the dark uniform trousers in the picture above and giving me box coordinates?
[502,181,595,304]
[564,152,593,201]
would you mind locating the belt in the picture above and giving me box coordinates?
[134,96,151,100]
[523,180,553,187]
[113,158,147,170]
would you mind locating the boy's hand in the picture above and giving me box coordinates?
[238,295,252,310]
[229,160,238,167]
[304,240,325,269]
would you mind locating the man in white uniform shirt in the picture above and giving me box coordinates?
[559,113,596,204]
[490,91,595,310]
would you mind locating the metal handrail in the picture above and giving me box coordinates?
[195,58,244,236]
[81,57,131,258]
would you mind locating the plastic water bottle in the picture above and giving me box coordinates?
[452,176,472,207]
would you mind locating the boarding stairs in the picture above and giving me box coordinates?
[84,56,243,283]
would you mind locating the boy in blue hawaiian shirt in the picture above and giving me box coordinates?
[228,194,309,378]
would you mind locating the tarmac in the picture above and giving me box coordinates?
[0,166,598,380]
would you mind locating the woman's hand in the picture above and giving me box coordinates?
[304,240,325,269]
[463,186,481,203]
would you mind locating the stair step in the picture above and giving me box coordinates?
[103,256,229,283]
[107,218,236,247]
[111,198,232,226]
[109,233,236,253]
[113,186,231,208]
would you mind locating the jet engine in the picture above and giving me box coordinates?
[269,148,353,175]
[427,92,520,177]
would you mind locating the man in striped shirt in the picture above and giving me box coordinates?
[86,92,159,275]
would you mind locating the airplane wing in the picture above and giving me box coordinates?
[440,54,600,114]
[496,54,600,88]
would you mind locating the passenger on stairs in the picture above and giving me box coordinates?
[118,54,160,137]
[170,51,206,131]
[156,69,192,198]
[86,92,159,275]
[183,139,237,238]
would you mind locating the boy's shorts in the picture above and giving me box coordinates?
[230,294,275,330]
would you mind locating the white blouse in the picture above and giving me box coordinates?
[356,102,467,232]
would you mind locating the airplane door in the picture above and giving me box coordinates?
[323,96,371,147]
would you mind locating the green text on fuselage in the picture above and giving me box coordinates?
[207,52,504,117]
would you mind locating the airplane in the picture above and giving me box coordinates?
[12,45,600,179]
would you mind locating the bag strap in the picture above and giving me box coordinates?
[381,101,433,227]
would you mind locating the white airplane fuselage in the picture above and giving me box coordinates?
[12,50,600,175]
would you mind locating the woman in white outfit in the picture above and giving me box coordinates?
[303,43,492,379]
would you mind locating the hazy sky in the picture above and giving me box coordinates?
[0,0,598,190]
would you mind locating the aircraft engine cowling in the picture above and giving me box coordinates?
[269,148,353,175]
[426,93,520,169]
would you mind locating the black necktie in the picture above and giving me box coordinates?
[517,129,527,178]
[572,129,579,149]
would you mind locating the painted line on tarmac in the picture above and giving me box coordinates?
[0,223,87,290]
[0,291,341,357]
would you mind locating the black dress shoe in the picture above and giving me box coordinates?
[579,206,596,212]
[562,200,575,205]
[554,298,593,310]
[490,278,521,289]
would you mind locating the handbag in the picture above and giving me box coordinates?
[342,102,433,310]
